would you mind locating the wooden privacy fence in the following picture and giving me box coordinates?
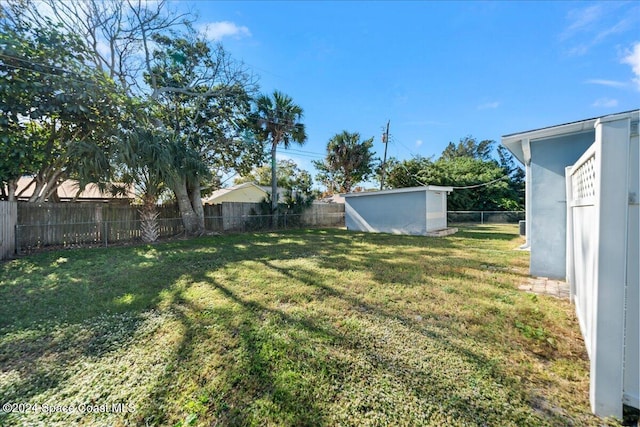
[0,201,17,260]
[2,202,346,257]
[15,203,183,251]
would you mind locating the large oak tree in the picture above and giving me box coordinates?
[0,11,124,201]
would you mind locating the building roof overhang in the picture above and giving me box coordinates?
[501,109,639,165]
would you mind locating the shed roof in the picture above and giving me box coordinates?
[343,185,453,199]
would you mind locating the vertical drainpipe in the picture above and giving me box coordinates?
[522,138,532,249]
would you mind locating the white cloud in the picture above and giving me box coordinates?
[567,45,589,56]
[415,140,423,148]
[560,4,639,56]
[592,98,619,108]
[561,4,602,40]
[622,42,640,91]
[197,21,251,42]
[477,101,500,110]
[593,14,635,44]
[32,0,58,21]
[585,78,627,88]
[96,40,112,59]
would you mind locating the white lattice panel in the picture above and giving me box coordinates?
[572,155,596,201]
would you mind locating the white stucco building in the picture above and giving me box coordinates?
[502,110,639,418]
[344,186,453,236]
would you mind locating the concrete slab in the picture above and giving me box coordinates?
[426,228,458,237]
[518,277,570,299]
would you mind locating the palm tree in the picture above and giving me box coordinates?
[116,124,172,243]
[253,91,307,217]
[314,131,376,193]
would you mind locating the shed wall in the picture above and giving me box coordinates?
[345,191,427,235]
[426,190,447,231]
[530,131,594,278]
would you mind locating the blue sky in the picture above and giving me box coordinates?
[181,1,639,188]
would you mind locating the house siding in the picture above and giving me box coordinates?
[529,131,594,278]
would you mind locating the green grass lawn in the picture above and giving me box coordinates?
[0,225,613,426]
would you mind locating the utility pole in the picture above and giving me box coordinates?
[380,120,390,190]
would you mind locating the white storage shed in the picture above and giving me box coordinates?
[344,186,453,236]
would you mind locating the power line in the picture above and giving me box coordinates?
[399,163,427,186]
[449,175,509,190]
[0,55,107,88]
[0,53,76,74]
[390,134,422,158]
[285,148,325,157]
[395,161,509,190]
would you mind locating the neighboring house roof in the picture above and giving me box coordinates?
[317,194,345,204]
[202,182,268,205]
[502,109,639,165]
[15,177,135,202]
[203,182,298,205]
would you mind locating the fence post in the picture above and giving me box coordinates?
[104,221,108,247]
[481,211,484,224]
[587,117,630,418]
[14,224,19,255]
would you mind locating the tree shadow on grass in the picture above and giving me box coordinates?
[0,225,563,426]
[452,224,524,242]
[241,259,554,425]
[133,272,336,426]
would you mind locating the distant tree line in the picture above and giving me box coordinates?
[0,0,308,239]
[384,137,524,211]
[0,0,523,244]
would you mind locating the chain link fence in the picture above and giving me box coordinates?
[447,211,525,224]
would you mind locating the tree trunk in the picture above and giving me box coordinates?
[271,144,278,211]
[139,197,160,243]
[28,175,45,203]
[6,179,17,201]
[188,179,205,232]
[173,178,202,236]
[271,144,278,227]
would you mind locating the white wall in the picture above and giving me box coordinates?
[530,131,594,279]
[566,115,638,417]
[623,129,639,410]
[426,190,447,232]
[345,190,428,235]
